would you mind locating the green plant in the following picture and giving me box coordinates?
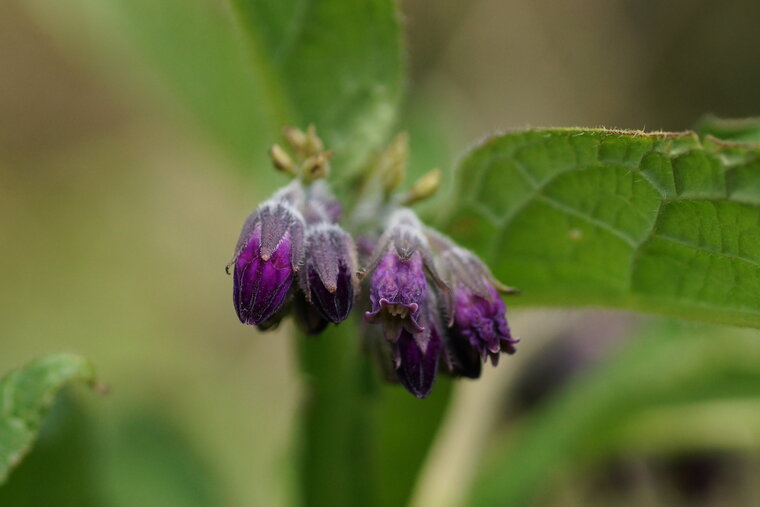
[3,1,760,506]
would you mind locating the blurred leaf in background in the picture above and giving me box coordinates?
[0,354,95,485]
[0,392,105,507]
[21,0,403,179]
[4,0,760,506]
[0,392,227,507]
[468,319,760,506]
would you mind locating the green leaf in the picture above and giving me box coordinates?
[230,0,405,174]
[22,0,403,176]
[100,409,225,507]
[446,128,760,327]
[696,115,760,144]
[0,392,104,506]
[466,322,760,506]
[0,393,225,507]
[0,354,95,484]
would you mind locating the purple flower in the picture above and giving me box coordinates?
[301,224,357,324]
[394,320,442,399]
[365,249,427,340]
[441,327,483,379]
[229,201,304,326]
[432,240,518,373]
[453,283,516,366]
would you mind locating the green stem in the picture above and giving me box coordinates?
[296,323,378,507]
[295,322,453,507]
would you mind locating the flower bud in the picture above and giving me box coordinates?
[229,200,305,326]
[301,224,357,323]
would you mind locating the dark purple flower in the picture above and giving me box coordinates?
[301,224,356,324]
[433,244,518,369]
[442,328,483,379]
[229,201,304,326]
[453,283,516,365]
[362,209,448,342]
[394,322,442,399]
[365,249,427,341]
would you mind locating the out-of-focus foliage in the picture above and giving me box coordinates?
[0,392,226,507]
[4,0,760,506]
[21,0,403,179]
[467,321,760,506]
[230,0,404,175]
[0,354,94,484]
[0,393,104,507]
[696,116,760,145]
[447,128,760,328]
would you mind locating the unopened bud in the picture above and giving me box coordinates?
[283,126,308,156]
[304,124,325,156]
[403,168,441,205]
[300,151,333,182]
[300,224,357,324]
[228,199,305,326]
[270,144,295,175]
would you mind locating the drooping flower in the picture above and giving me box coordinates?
[363,209,446,342]
[392,289,445,398]
[228,200,305,326]
[394,324,442,398]
[226,126,520,400]
[429,232,518,373]
[300,223,357,324]
[452,281,516,365]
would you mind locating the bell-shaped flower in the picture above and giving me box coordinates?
[435,244,517,368]
[393,305,443,398]
[363,209,447,342]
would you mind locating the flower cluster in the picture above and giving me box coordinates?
[228,127,517,398]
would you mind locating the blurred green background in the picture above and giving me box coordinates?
[2,0,760,505]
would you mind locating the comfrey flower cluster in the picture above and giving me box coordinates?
[228,127,517,398]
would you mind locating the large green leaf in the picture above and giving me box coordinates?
[446,128,760,327]
[466,322,760,506]
[22,0,403,176]
[0,354,95,484]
